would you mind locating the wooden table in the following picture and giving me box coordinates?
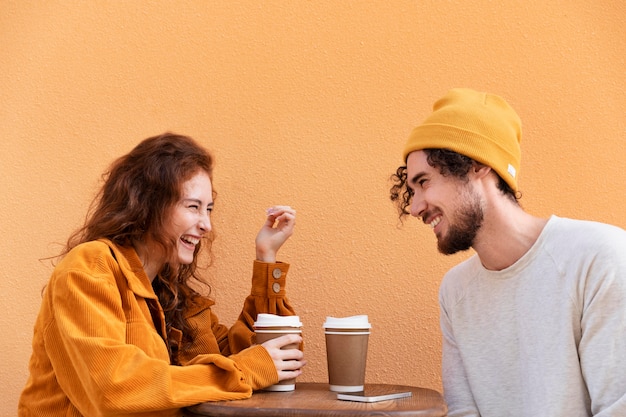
[184,382,447,417]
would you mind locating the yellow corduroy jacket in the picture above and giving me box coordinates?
[18,239,296,417]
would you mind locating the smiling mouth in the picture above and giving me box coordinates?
[428,216,442,229]
[181,235,200,247]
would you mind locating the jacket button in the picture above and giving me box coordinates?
[272,268,282,279]
[272,282,281,293]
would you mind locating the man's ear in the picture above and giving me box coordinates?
[471,162,492,180]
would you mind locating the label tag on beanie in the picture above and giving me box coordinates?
[508,164,516,179]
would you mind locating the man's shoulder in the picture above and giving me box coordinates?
[545,216,626,250]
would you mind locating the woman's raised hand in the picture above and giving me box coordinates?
[255,205,296,262]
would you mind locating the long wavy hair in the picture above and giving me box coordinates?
[62,132,215,363]
[390,148,520,220]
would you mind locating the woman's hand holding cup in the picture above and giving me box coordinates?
[261,334,306,382]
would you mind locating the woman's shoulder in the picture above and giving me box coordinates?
[46,240,122,297]
[59,240,117,269]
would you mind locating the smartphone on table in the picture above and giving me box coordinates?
[336,387,412,403]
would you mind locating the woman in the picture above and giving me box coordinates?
[19,133,305,416]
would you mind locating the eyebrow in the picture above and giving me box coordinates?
[184,198,214,208]
[408,171,427,188]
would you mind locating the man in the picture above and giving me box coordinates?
[390,88,626,416]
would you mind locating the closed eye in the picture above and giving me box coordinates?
[409,172,427,190]
[183,198,214,213]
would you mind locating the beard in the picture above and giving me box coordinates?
[437,187,484,255]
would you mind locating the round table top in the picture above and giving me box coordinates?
[185,382,447,417]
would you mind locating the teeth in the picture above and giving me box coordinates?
[181,236,199,245]
[429,217,441,229]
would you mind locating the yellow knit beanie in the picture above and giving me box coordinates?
[402,88,522,192]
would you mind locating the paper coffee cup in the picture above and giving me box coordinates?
[323,315,371,392]
[254,314,302,392]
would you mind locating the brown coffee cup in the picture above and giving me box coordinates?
[323,315,371,392]
[254,314,302,392]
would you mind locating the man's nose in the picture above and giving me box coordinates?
[410,194,426,218]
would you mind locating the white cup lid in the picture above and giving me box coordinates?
[323,315,371,329]
[254,313,302,327]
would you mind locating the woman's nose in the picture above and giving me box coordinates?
[199,213,212,233]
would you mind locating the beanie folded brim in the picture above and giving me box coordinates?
[404,123,520,192]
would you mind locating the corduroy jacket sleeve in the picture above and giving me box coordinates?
[229,260,296,353]
[181,260,296,360]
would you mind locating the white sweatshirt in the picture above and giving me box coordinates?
[440,216,626,417]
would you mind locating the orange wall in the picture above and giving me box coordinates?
[1,1,624,413]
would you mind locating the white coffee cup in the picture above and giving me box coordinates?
[254,314,303,392]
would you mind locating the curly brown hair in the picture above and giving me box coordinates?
[62,132,215,363]
[390,148,519,220]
